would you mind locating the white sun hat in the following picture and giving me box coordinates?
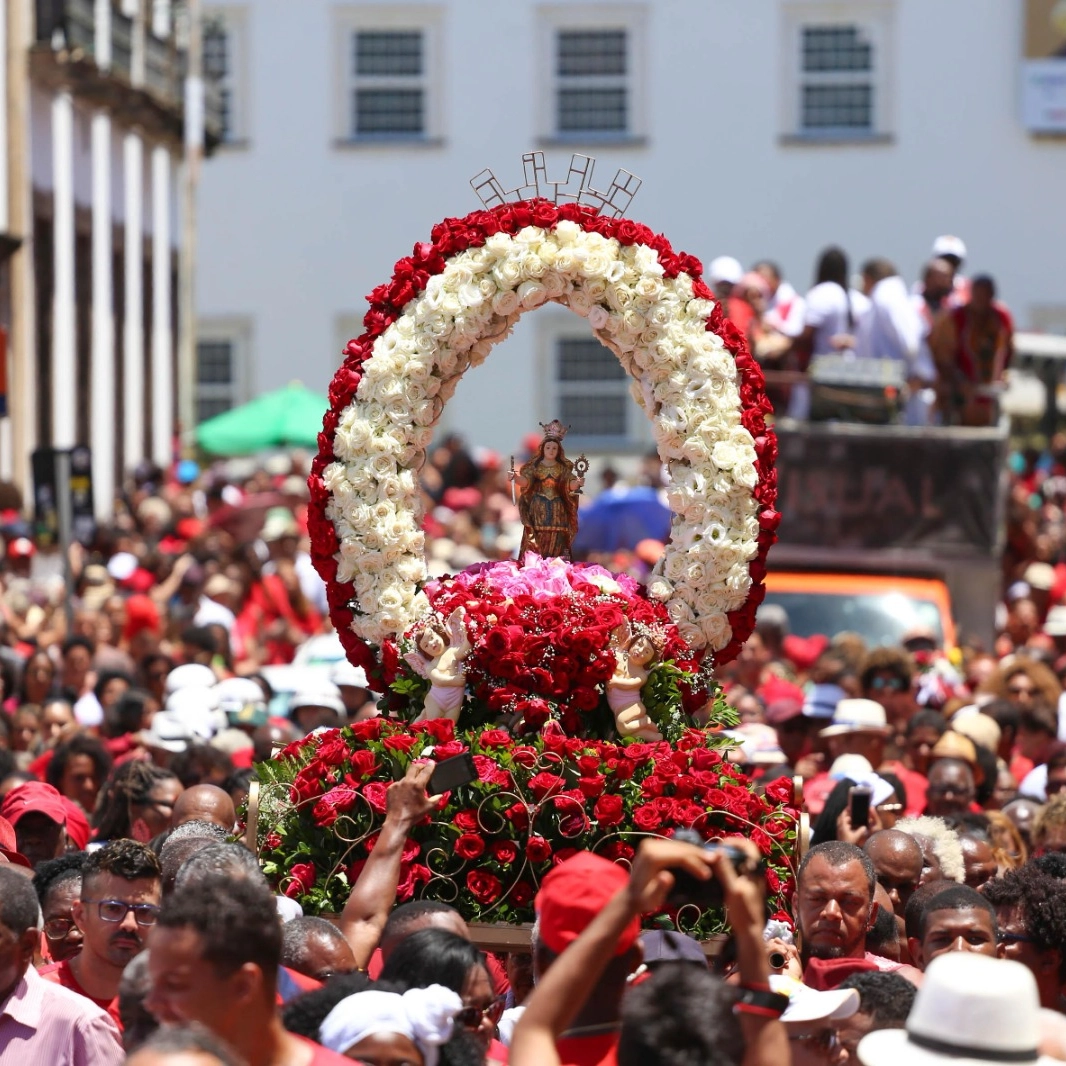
[857,953,1056,1066]
[819,699,890,739]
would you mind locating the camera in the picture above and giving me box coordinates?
[665,829,765,909]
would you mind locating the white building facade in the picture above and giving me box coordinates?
[196,0,1066,456]
[0,0,220,516]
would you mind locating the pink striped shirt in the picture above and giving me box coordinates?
[0,964,123,1066]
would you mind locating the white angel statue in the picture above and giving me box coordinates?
[606,622,663,741]
[404,607,472,724]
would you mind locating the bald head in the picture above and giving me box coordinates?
[171,784,236,831]
[379,901,470,963]
[865,830,923,918]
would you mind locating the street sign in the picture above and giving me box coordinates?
[31,446,96,547]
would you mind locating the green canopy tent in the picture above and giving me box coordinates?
[195,382,329,456]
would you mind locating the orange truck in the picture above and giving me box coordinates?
[762,418,1009,650]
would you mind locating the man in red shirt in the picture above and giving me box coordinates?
[39,838,162,1029]
[146,875,351,1065]
[532,852,644,1066]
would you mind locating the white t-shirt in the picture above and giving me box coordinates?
[804,282,871,356]
[766,281,807,338]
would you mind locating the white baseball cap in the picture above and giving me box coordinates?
[931,235,967,261]
[289,680,345,718]
[164,663,217,695]
[330,660,369,690]
[709,255,743,285]
[138,711,194,754]
[769,975,859,1026]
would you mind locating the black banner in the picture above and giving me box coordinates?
[774,424,1007,557]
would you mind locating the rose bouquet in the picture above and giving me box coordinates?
[377,555,708,740]
[255,717,798,939]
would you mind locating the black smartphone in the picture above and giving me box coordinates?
[849,785,872,828]
[428,753,478,795]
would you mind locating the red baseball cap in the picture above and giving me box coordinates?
[6,537,35,560]
[535,852,640,957]
[61,798,90,851]
[0,814,32,868]
[0,782,68,828]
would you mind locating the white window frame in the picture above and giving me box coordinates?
[537,4,647,145]
[780,2,895,143]
[332,5,443,146]
[202,6,250,146]
[194,317,252,425]
[539,311,651,453]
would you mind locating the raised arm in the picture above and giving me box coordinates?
[336,760,436,969]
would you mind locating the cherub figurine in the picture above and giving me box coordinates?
[606,622,663,741]
[404,608,472,724]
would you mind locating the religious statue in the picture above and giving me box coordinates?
[510,420,587,560]
[404,607,472,724]
[606,622,663,741]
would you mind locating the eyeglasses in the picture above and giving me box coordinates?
[1008,685,1036,697]
[997,932,1034,945]
[868,677,907,693]
[83,899,161,926]
[455,997,506,1030]
[43,917,78,940]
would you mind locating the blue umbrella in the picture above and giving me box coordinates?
[572,486,672,554]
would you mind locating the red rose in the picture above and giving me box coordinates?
[593,794,625,827]
[349,719,387,741]
[492,841,519,865]
[396,861,431,902]
[383,734,419,754]
[599,840,635,862]
[433,741,468,760]
[344,748,380,784]
[510,746,539,769]
[511,880,535,908]
[503,802,531,831]
[578,775,607,799]
[411,716,454,741]
[479,729,512,748]
[516,698,552,730]
[363,782,389,814]
[285,861,316,898]
[622,743,656,763]
[764,778,794,805]
[311,786,358,828]
[632,805,662,832]
[264,831,282,850]
[525,835,553,863]
[529,772,566,800]
[691,749,723,772]
[454,809,480,832]
[466,870,503,906]
[456,833,486,860]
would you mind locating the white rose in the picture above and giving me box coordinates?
[587,306,610,330]
[541,271,568,299]
[518,280,548,308]
[492,290,520,316]
[647,579,674,602]
[555,220,581,244]
[568,289,594,317]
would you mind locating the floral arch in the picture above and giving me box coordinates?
[307,199,780,676]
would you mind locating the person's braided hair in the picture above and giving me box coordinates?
[92,760,180,841]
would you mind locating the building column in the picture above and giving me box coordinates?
[150,145,172,468]
[123,132,144,467]
[0,1,10,482]
[90,0,114,517]
[51,91,76,448]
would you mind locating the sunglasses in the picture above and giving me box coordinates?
[455,996,506,1030]
[1008,685,1036,696]
[83,899,161,926]
[868,677,907,693]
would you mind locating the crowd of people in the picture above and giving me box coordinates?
[710,234,1014,427]
[0,349,1064,1062]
